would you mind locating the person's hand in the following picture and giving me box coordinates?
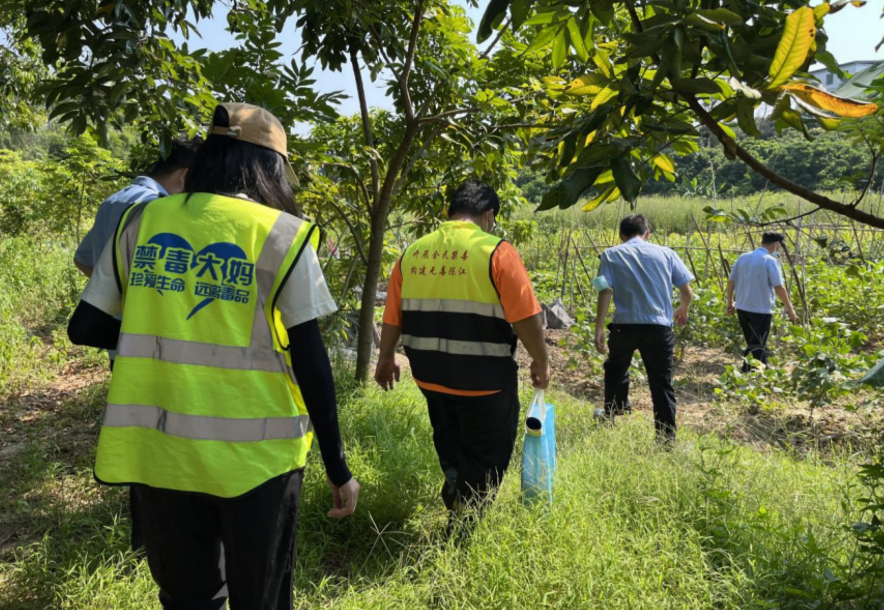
[594,327,607,355]
[787,307,799,323]
[530,359,550,389]
[726,304,736,316]
[674,305,690,326]
[327,476,360,519]
[374,357,400,391]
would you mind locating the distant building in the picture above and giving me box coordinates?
[809,60,879,92]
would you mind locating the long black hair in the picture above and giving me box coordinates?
[184,105,298,214]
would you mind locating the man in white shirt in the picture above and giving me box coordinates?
[726,232,799,371]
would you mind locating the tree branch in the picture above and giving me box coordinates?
[323,162,373,215]
[852,150,878,209]
[622,0,884,229]
[349,45,381,205]
[479,19,510,61]
[419,107,481,124]
[682,93,884,229]
[753,205,823,227]
[400,0,425,123]
[393,123,443,196]
[324,195,368,265]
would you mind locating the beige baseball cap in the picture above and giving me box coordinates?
[209,102,299,186]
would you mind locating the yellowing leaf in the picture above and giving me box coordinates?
[768,7,816,90]
[813,2,831,19]
[582,185,618,212]
[595,169,614,184]
[816,116,842,131]
[781,83,878,117]
[592,49,613,79]
[591,85,619,110]
[563,73,610,96]
[652,153,676,174]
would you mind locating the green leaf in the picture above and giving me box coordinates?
[674,78,721,95]
[552,29,567,70]
[781,108,812,141]
[563,73,610,96]
[592,48,613,78]
[727,77,761,100]
[524,24,560,55]
[478,0,510,44]
[816,116,842,131]
[524,8,559,26]
[611,157,641,204]
[566,18,589,62]
[770,94,791,121]
[695,8,743,26]
[582,185,618,212]
[768,7,816,90]
[591,85,619,110]
[511,0,535,29]
[736,98,761,138]
[538,167,604,211]
[590,0,615,26]
[684,14,725,32]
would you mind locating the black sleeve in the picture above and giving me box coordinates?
[67,300,121,350]
[287,319,352,487]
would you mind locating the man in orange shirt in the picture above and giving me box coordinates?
[375,181,549,520]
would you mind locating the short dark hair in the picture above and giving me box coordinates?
[619,214,650,238]
[150,136,202,177]
[761,232,785,245]
[448,181,501,218]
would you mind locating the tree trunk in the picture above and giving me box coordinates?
[354,203,389,381]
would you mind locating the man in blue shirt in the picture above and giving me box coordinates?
[594,214,694,442]
[74,138,201,279]
[72,136,200,553]
[726,232,798,372]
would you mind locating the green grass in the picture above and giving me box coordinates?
[0,375,868,609]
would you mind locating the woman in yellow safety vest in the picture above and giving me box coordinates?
[68,103,360,610]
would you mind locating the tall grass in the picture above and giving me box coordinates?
[0,376,866,609]
[0,236,98,392]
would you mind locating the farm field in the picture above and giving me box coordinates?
[1,198,883,608]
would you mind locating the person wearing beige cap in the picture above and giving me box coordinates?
[67,102,359,609]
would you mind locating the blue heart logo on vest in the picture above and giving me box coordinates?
[129,233,256,321]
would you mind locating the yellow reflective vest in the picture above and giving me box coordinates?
[94,192,319,498]
[400,221,517,391]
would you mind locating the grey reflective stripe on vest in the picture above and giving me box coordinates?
[250,213,305,351]
[401,334,513,357]
[103,403,311,442]
[401,298,506,320]
[117,333,290,374]
[118,206,306,382]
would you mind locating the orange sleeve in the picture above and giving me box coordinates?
[382,258,404,326]
[492,241,542,323]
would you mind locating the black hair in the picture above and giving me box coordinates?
[184,106,297,214]
[619,214,650,238]
[761,232,785,245]
[149,136,202,177]
[448,181,501,218]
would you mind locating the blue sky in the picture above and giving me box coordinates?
[178,1,882,120]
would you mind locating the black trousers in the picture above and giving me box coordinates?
[737,310,773,371]
[134,469,304,610]
[421,382,520,511]
[604,324,677,439]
